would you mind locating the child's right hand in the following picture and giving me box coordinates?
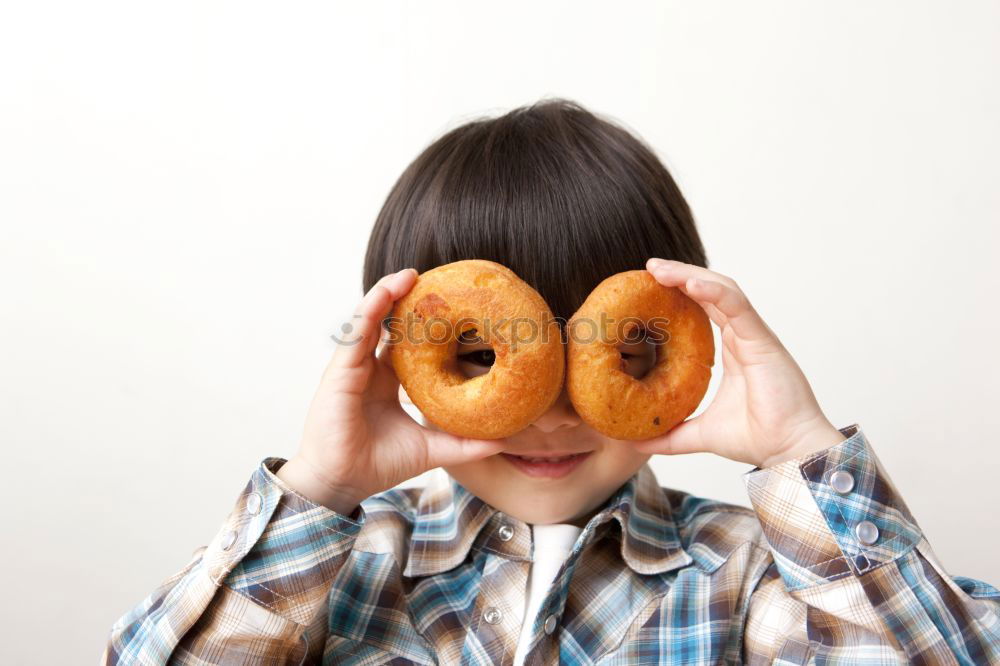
[277,269,508,515]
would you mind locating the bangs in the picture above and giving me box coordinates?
[363,99,707,322]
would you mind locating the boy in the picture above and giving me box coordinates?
[103,100,1000,664]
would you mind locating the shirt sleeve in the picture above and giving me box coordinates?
[741,424,1000,664]
[101,457,366,665]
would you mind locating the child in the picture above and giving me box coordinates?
[103,100,1000,664]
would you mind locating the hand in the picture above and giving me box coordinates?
[281,269,507,512]
[628,258,845,468]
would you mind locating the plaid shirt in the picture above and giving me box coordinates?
[103,424,1000,664]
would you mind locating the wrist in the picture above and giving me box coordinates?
[275,457,366,516]
[759,418,845,468]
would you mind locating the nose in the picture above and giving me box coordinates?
[530,386,581,433]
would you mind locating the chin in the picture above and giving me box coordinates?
[503,497,586,524]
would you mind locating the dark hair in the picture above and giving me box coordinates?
[362,99,708,322]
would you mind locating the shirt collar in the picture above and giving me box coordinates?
[402,463,692,578]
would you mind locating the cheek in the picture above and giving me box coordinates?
[586,444,651,482]
[441,455,505,495]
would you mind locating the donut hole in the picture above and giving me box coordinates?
[616,326,660,380]
[456,328,496,379]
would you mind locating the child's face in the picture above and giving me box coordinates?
[410,335,657,528]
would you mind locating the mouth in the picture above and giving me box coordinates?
[500,451,593,478]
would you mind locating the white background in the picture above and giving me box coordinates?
[2,2,998,663]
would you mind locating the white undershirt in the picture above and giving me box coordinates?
[513,523,583,665]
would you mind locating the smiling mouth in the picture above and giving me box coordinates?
[499,451,593,478]
[507,453,586,462]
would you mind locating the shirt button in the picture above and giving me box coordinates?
[543,613,558,635]
[855,520,879,545]
[220,529,238,551]
[829,470,855,494]
[498,524,514,541]
[246,492,263,515]
[483,606,503,624]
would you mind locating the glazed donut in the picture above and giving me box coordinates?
[389,259,565,439]
[566,270,715,440]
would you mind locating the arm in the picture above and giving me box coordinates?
[101,457,366,665]
[103,268,504,664]
[742,424,1000,663]
[636,259,1000,662]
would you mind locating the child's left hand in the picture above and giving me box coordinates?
[628,258,846,468]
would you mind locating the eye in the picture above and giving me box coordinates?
[617,328,658,380]
[460,349,496,367]
[456,329,495,378]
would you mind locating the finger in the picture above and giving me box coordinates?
[330,269,417,371]
[645,259,739,330]
[629,415,706,456]
[646,258,739,290]
[423,429,508,469]
[375,326,393,361]
[670,279,729,329]
[366,332,404,401]
[703,303,727,327]
[384,336,416,406]
[682,277,774,341]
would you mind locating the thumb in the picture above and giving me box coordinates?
[423,429,508,469]
[630,415,706,456]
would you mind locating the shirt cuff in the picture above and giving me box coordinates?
[204,457,366,626]
[744,424,922,592]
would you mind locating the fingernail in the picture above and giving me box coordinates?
[647,258,665,268]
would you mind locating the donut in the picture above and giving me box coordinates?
[566,270,715,440]
[388,259,565,439]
